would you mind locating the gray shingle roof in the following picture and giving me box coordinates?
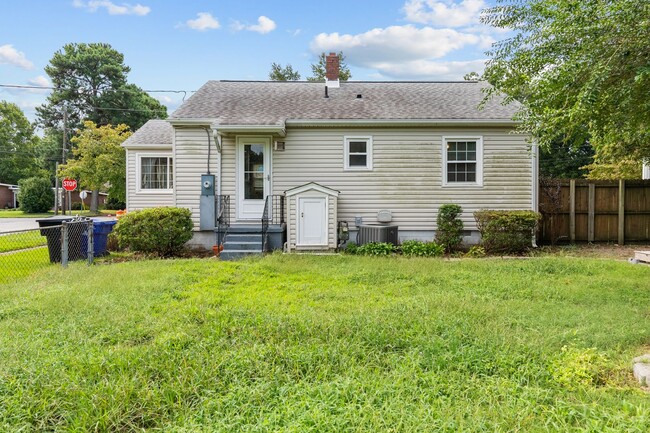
[171,80,519,125]
[121,119,173,146]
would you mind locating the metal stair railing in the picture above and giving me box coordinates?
[215,195,230,248]
[261,194,285,252]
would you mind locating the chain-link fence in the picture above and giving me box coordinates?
[1,219,97,284]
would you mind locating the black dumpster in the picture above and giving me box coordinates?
[81,219,117,257]
[37,216,88,263]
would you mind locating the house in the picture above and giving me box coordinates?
[0,183,19,209]
[122,53,537,258]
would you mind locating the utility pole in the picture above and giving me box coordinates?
[61,105,67,216]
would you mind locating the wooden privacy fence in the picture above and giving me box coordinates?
[538,179,650,244]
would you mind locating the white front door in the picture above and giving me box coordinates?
[237,138,271,220]
[297,196,327,246]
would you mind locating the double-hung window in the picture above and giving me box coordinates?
[344,136,373,170]
[443,137,483,186]
[138,155,173,192]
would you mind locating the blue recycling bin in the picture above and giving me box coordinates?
[81,219,117,257]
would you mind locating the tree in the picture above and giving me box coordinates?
[58,121,131,212]
[463,72,480,81]
[307,52,352,82]
[481,0,650,170]
[539,139,594,179]
[36,43,166,131]
[0,101,43,184]
[268,63,301,81]
[18,177,54,213]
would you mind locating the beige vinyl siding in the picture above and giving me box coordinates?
[173,127,219,229]
[177,126,532,233]
[271,127,532,232]
[125,148,174,211]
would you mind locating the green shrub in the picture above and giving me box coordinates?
[464,245,486,258]
[400,240,444,257]
[18,177,54,213]
[105,196,126,210]
[113,207,194,257]
[344,243,359,255]
[474,210,541,254]
[70,202,84,211]
[355,242,396,256]
[435,204,464,252]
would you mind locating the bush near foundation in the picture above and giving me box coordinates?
[474,210,541,254]
[113,207,193,257]
[435,204,464,252]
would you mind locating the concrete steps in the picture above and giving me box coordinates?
[220,228,263,261]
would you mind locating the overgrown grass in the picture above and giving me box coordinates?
[0,230,46,253]
[0,255,649,431]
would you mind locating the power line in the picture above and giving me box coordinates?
[0,84,192,101]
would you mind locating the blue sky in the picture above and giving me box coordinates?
[0,0,502,121]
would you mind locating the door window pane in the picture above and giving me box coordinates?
[244,144,264,199]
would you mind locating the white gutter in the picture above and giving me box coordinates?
[167,118,217,126]
[285,118,520,127]
[216,125,286,137]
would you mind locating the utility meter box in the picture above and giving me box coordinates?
[200,174,216,230]
[201,174,215,196]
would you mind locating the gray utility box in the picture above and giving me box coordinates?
[357,224,399,245]
[200,174,215,230]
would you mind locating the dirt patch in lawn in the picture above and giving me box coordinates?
[534,243,650,261]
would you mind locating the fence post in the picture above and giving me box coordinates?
[87,219,94,265]
[569,179,576,243]
[587,183,595,242]
[618,179,625,245]
[61,222,69,268]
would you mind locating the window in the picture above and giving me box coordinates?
[443,137,482,186]
[139,155,173,191]
[344,136,373,170]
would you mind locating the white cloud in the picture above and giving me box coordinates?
[72,0,151,16]
[232,16,276,34]
[403,0,485,27]
[185,12,220,31]
[311,25,489,63]
[373,59,487,80]
[27,75,52,93]
[0,44,34,69]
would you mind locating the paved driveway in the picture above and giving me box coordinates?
[0,218,40,233]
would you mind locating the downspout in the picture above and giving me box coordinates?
[203,127,212,174]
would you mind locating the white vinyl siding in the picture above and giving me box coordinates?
[126,149,174,211]
[173,126,532,232]
[173,127,219,229]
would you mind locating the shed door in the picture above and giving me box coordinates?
[297,196,327,246]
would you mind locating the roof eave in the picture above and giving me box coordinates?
[285,119,520,128]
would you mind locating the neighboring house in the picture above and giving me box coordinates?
[0,183,19,209]
[122,53,537,257]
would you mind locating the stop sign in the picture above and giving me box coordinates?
[62,178,77,192]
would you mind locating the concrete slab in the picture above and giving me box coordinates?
[633,354,650,386]
[634,251,650,264]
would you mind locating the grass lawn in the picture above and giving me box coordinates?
[0,209,118,218]
[0,254,649,431]
[0,230,46,253]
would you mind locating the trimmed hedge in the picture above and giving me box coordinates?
[113,207,193,257]
[474,210,541,254]
[435,204,464,252]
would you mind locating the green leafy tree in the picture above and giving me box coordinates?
[18,177,54,213]
[58,121,131,212]
[0,101,43,184]
[307,52,352,82]
[539,139,594,179]
[481,0,650,171]
[463,72,480,81]
[268,63,301,81]
[36,43,166,131]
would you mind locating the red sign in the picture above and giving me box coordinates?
[62,178,77,192]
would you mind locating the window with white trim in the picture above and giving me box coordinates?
[443,137,482,186]
[344,136,373,170]
[139,156,173,190]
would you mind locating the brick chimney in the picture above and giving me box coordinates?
[325,52,340,88]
